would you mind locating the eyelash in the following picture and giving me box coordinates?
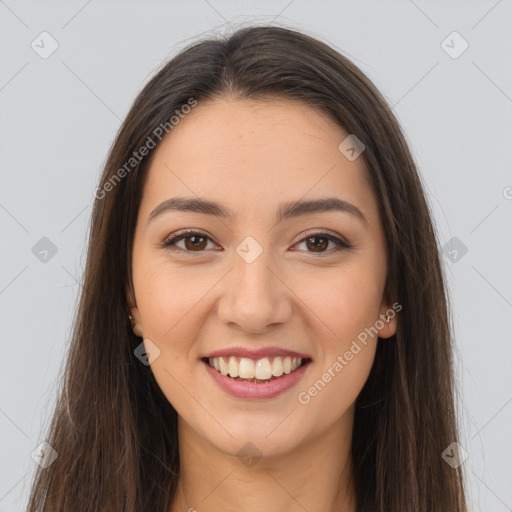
[161,229,352,256]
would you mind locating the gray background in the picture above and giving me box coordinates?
[1,1,511,510]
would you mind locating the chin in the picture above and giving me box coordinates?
[203,415,308,461]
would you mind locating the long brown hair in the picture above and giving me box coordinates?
[27,25,467,511]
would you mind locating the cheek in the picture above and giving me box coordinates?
[296,342,376,430]
[297,263,385,345]
[133,264,205,410]
[133,259,212,342]
[292,264,383,407]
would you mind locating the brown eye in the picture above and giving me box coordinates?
[305,235,329,252]
[182,235,207,251]
[162,231,217,253]
[294,232,351,255]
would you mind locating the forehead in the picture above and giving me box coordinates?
[140,97,378,227]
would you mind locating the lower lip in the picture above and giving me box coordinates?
[203,360,311,399]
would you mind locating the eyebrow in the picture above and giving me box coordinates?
[147,196,368,226]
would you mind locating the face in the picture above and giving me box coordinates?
[128,97,397,458]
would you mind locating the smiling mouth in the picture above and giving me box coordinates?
[203,356,311,383]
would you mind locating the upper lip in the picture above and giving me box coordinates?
[202,346,311,360]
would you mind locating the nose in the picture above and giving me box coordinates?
[216,246,293,334]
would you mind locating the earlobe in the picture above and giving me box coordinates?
[128,310,143,337]
[126,284,143,337]
[378,316,397,339]
[377,305,398,339]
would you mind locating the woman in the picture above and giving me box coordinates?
[27,25,468,511]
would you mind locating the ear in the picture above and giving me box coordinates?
[377,301,400,339]
[126,283,143,338]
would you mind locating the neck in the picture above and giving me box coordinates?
[171,408,357,512]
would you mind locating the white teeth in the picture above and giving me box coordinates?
[207,355,304,380]
[238,357,255,378]
[283,356,292,374]
[255,357,272,380]
[272,356,283,376]
[219,356,229,376]
[228,356,239,377]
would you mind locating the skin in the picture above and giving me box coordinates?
[127,96,397,512]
